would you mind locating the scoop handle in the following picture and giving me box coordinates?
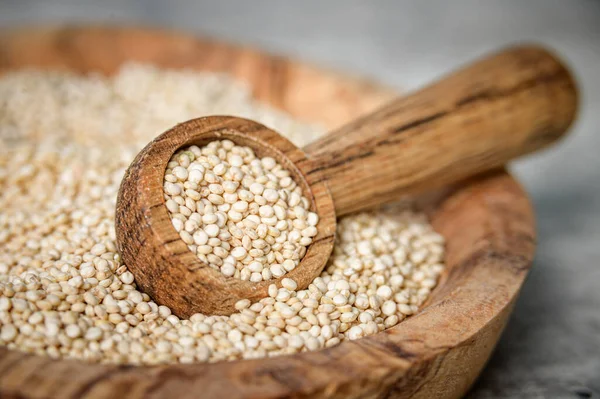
[302,46,578,216]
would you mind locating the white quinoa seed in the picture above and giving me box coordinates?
[0,64,445,366]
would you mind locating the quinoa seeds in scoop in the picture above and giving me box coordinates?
[0,65,445,365]
[163,140,317,282]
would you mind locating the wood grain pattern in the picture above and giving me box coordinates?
[304,46,578,215]
[115,116,336,316]
[0,25,541,399]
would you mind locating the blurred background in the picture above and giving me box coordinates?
[1,1,598,397]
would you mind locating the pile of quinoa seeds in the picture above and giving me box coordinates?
[164,140,318,282]
[0,64,445,365]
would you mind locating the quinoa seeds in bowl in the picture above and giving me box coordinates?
[0,65,444,365]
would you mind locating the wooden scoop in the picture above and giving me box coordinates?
[116,45,577,317]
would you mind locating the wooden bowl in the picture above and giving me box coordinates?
[0,26,535,399]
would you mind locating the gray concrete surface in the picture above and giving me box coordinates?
[1,1,599,397]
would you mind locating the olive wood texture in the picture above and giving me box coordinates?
[305,46,578,215]
[0,25,572,399]
[115,45,576,317]
[115,117,337,317]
